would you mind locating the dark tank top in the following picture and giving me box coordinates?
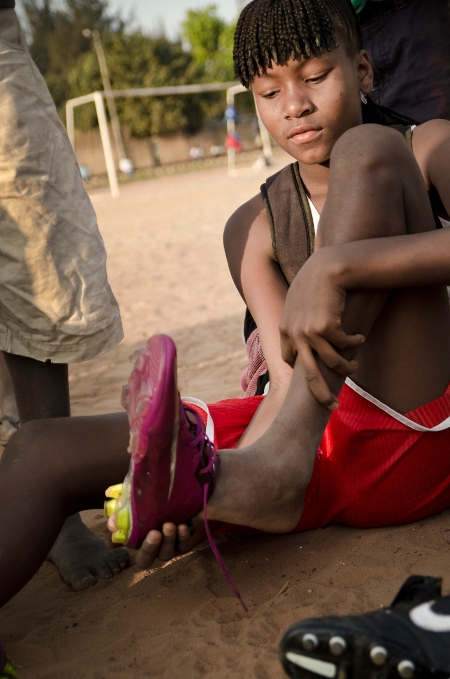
[244,124,445,395]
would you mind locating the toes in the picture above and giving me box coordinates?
[69,571,98,592]
[110,547,131,570]
[95,548,131,579]
[94,560,117,579]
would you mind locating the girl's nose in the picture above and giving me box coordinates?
[284,89,313,118]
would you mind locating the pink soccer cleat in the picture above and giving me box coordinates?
[104,334,246,609]
[105,334,217,547]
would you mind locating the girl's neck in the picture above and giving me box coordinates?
[298,160,330,213]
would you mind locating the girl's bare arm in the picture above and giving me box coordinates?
[224,194,293,445]
[280,120,450,397]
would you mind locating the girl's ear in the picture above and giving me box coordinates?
[356,49,373,96]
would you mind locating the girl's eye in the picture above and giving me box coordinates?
[261,90,279,99]
[306,72,329,84]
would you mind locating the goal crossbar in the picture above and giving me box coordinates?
[66,81,272,196]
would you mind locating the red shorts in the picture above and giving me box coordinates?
[193,380,450,532]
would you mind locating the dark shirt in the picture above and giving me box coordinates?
[360,0,450,123]
[0,1,15,7]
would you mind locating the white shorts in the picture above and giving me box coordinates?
[0,9,123,362]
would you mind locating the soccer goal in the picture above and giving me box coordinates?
[66,81,273,197]
[225,83,273,176]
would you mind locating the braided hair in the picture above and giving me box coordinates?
[234,0,416,125]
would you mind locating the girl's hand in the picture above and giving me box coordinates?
[279,249,365,408]
[135,518,208,569]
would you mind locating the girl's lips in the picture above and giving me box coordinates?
[290,128,322,144]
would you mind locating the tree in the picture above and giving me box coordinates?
[21,0,124,114]
[182,5,235,81]
[69,32,206,136]
[24,0,241,136]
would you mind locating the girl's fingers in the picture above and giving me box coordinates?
[157,523,178,562]
[177,524,194,553]
[135,530,163,569]
[330,330,365,351]
[280,332,298,367]
[107,514,117,532]
[314,337,359,376]
[298,346,339,410]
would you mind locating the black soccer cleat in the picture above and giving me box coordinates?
[280,575,450,679]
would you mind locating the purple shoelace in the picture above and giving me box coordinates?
[184,406,248,612]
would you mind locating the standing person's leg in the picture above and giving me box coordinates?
[0,8,125,591]
[0,354,19,446]
[203,125,450,532]
[2,354,69,421]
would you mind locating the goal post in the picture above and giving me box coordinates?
[66,81,273,196]
[225,83,273,175]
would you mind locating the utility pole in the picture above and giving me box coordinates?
[82,28,133,175]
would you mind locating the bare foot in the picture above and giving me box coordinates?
[204,366,334,533]
[207,439,306,533]
[48,514,130,591]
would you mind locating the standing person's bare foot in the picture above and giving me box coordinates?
[47,514,130,591]
[0,355,19,447]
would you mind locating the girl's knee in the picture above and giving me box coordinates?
[331,124,412,176]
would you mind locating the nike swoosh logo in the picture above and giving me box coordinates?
[410,600,450,632]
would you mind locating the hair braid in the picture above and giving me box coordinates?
[233,0,415,127]
[234,0,359,88]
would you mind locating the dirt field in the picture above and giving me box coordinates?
[1,160,449,678]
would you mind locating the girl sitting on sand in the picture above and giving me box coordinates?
[2,0,450,669]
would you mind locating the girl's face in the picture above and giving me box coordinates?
[251,42,373,167]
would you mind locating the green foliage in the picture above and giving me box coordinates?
[21,0,123,113]
[182,4,235,81]
[69,32,206,135]
[23,0,242,136]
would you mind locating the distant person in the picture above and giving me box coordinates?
[0,1,129,597]
[359,0,450,122]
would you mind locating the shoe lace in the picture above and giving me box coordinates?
[184,406,248,612]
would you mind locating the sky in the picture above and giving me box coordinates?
[108,0,243,39]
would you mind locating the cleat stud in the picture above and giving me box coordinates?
[302,633,319,651]
[105,484,123,499]
[116,507,130,531]
[398,660,415,678]
[104,499,117,518]
[285,651,339,677]
[112,529,127,544]
[329,636,347,656]
[370,646,388,666]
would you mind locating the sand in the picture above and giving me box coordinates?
[1,159,450,678]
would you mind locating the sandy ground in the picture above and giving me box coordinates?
[1,159,450,678]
